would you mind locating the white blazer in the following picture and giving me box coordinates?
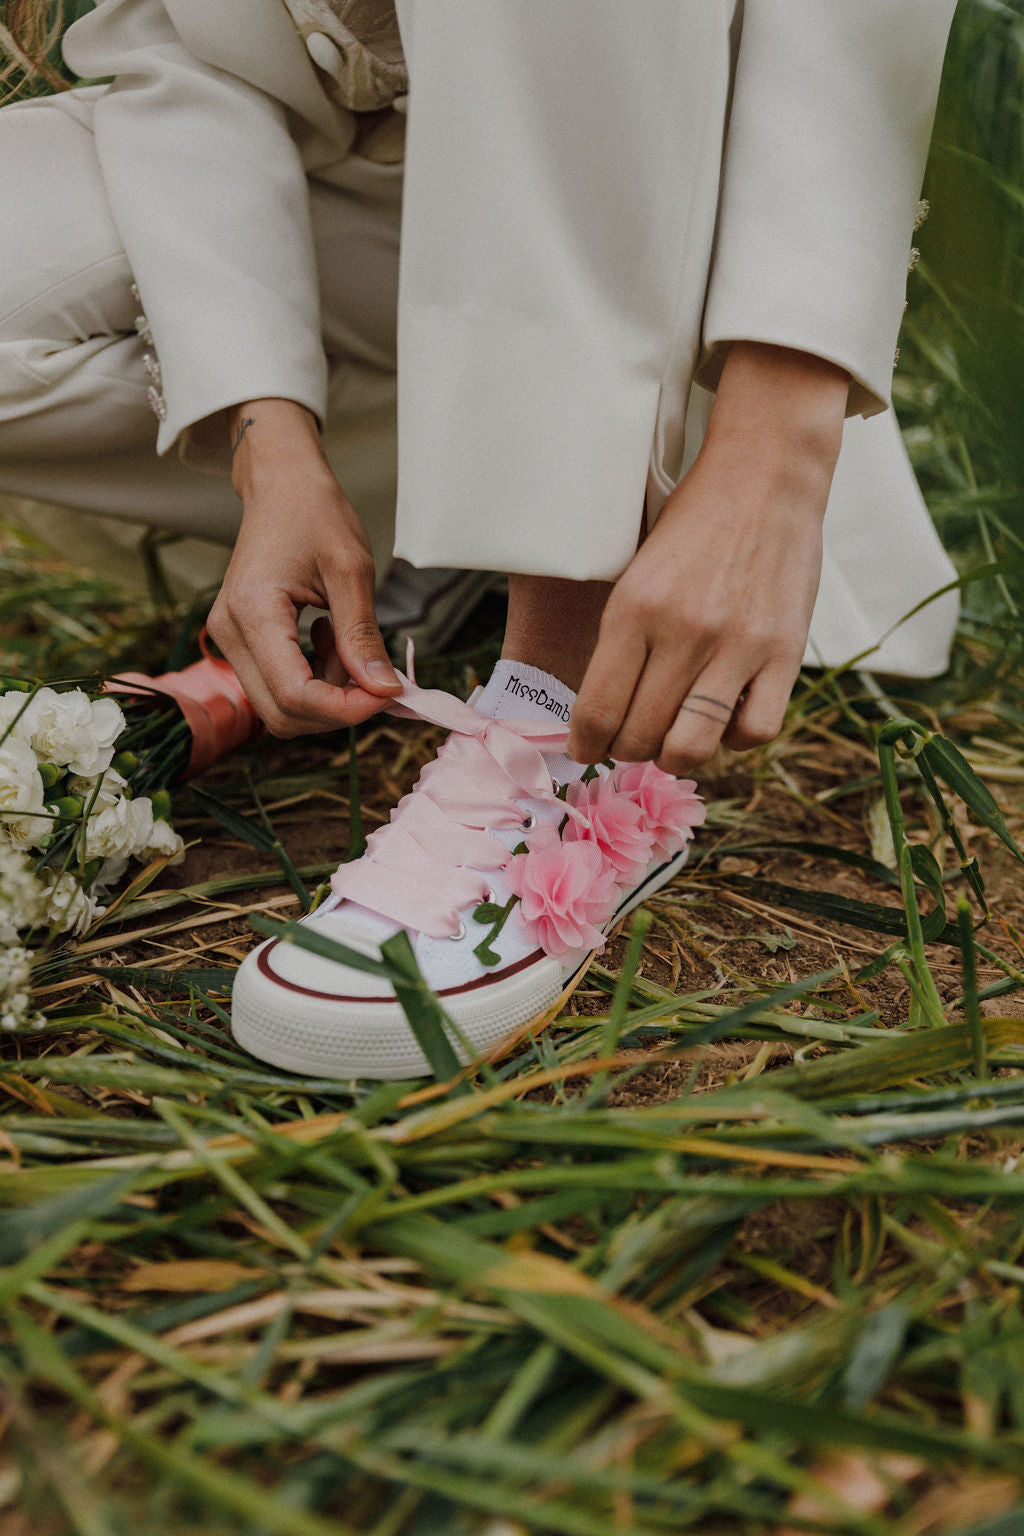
[63,0,961,674]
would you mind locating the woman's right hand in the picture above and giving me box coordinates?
[207,398,403,737]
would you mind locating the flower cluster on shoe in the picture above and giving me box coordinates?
[232,659,705,1081]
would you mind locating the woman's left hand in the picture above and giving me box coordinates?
[568,342,849,774]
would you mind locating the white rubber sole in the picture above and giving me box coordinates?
[230,848,688,1081]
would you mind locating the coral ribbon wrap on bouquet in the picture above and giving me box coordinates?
[107,631,262,777]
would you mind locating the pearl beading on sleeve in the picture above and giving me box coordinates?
[130,282,167,420]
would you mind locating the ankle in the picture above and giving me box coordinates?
[499,639,583,692]
[503,575,611,692]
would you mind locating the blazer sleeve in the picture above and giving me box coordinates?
[698,0,956,418]
[62,0,327,461]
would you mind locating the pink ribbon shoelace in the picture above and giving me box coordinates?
[332,671,576,938]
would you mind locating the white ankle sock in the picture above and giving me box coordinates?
[472,659,583,782]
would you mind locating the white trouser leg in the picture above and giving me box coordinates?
[393,0,734,583]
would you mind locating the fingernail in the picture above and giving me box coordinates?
[367,660,401,686]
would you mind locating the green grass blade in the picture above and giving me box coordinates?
[380,930,463,1082]
[920,734,1024,862]
[189,784,275,852]
[249,912,389,977]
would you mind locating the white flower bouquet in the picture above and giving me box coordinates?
[0,674,201,1031]
[1,635,263,1030]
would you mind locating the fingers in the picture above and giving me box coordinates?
[567,624,648,764]
[569,572,720,763]
[720,660,800,753]
[655,665,750,775]
[324,552,402,697]
[208,592,396,739]
[567,481,818,771]
[571,602,801,774]
[606,651,705,764]
[655,658,800,774]
[209,448,405,736]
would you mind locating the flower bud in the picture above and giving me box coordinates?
[47,795,84,821]
[112,750,139,776]
[150,788,173,822]
[37,763,64,790]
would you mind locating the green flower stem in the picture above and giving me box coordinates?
[878,723,947,1029]
[898,843,947,1028]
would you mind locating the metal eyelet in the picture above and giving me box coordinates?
[521,814,536,831]
[449,921,466,942]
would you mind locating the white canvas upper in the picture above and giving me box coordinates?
[231,661,691,1079]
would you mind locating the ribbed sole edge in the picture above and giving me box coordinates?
[230,847,689,1081]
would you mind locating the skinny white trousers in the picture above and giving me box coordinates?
[0,73,959,676]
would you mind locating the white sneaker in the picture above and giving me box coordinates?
[231,660,705,1080]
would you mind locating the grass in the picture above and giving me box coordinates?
[3,677,1024,1536]
[3,2,1024,1531]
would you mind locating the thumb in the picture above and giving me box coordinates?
[329,574,402,697]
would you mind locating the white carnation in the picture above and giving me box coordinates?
[0,734,44,812]
[0,689,34,742]
[69,767,129,812]
[0,946,42,1032]
[125,795,154,856]
[139,814,185,866]
[95,854,130,893]
[19,687,126,777]
[0,734,49,849]
[4,811,52,851]
[0,845,45,944]
[83,795,138,860]
[83,793,159,863]
[42,871,105,936]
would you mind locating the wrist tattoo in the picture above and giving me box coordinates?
[232,415,256,455]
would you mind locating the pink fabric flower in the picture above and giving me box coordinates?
[611,762,706,861]
[505,823,619,958]
[563,773,653,884]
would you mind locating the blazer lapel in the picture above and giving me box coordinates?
[162,0,345,141]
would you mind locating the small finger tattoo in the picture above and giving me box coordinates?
[688,692,735,715]
[679,702,729,724]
